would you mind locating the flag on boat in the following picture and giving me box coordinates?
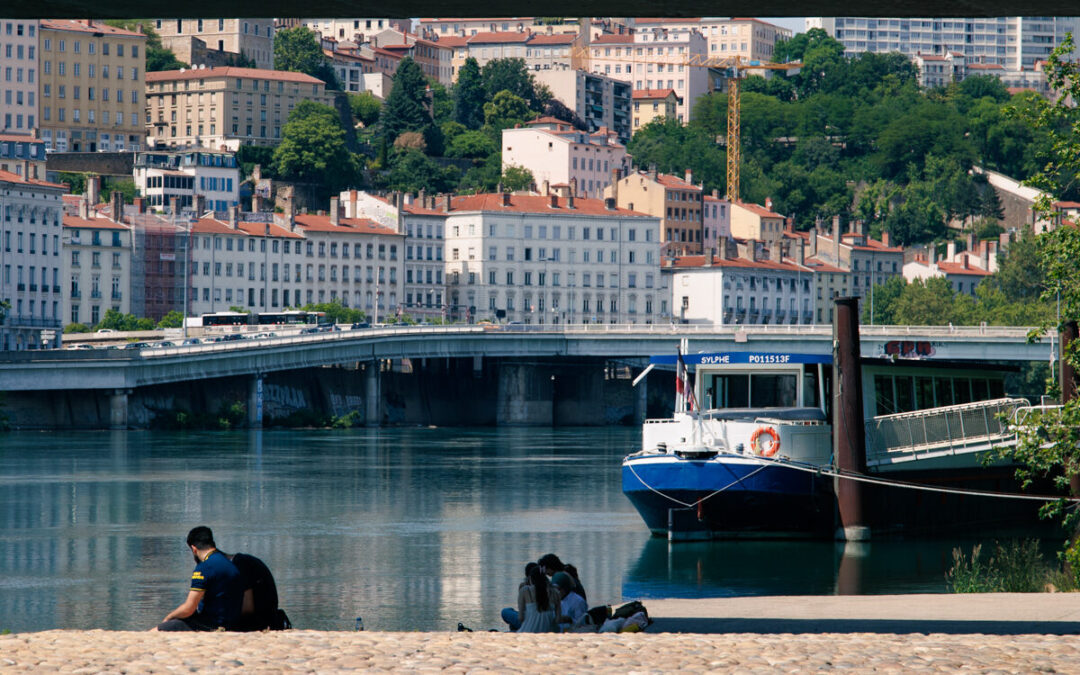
[676,348,697,412]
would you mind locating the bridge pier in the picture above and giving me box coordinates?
[109,389,129,430]
[496,362,553,426]
[248,375,263,428]
[365,361,381,426]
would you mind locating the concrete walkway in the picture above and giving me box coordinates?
[645,593,1080,635]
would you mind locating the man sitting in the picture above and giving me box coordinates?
[552,572,588,630]
[226,551,289,631]
[154,526,242,631]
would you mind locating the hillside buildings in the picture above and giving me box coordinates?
[154,19,275,70]
[533,69,632,144]
[38,20,147,152]
[501,118,629,200]
[0,20,38,134]
[631,88,679,131]
[605,168,705,256]
[133,147,240,212]
[144,66,332,150]
[629,17,792,61]
[0,134,46,180]
[62,196,133,327]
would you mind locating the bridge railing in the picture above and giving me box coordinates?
[866,397,1027,466]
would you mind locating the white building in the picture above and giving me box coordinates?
[0,19,38,134]
[62,197,133,328]
[630,17,792,61]
[666,245,814,326]
[342,190,447,322]
[587,27,709,123]
[534,69,632,144]
[0,169,65,349]
[808,16,1080,71]
[444,192,666,324]
[134,148,240,213]
[501,118,629,200]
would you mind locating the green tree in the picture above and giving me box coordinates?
[386,149,457,193]
[302,298,366,324]
[273,26,332,82]
[96,308,155,331]
[862,275,907,325]
[481,58,547,110]
[64,322,90,334]
[381,57,442,153]
[157,310,184,328]
[272,101,359,195]
[501,165,534,191]
[453,57,486,129]
[892,276,959,325]
[237,145,276,179]
[348,92,382,127]
[446,130,497,159]
[482,90,533,132]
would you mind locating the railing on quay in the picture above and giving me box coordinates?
[866,397,1027,466]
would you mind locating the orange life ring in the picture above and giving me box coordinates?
[750,427,780,457]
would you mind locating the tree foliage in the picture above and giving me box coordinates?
[381,57,442,154]
[272,101,359,195]
[501,165,534,191]
[348,92,382,127]
[273,26,339,89]
[454,58,486,129]
[104,20,186,71]
[96,308,155,331]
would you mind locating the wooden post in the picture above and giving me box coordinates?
[834,297,869,541]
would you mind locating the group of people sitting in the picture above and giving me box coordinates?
[501,553,590,633]
[152,526,289,632]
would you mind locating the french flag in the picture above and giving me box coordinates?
[676,348,697,413]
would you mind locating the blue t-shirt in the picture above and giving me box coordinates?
[190,550,243,628]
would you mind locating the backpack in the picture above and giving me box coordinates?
[268,609,292,631]
[611,601,649,623]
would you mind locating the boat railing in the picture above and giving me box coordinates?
[866,397,1027,465]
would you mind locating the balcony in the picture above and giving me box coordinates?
[90,290,102,299]
[71,290,81,299]
[53,285,60,293]
[16,283,24,291]
[29,284,36,292]
[111,292,122,300]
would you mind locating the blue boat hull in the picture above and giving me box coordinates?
[622,456,836,539]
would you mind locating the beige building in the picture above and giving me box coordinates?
[730,200,785,244]
[631,88,679,130]
[145,67,332,150]
[1,19,38,134]
[38,20,147,152]
[606,168,704,256]
[62,197,133,327]
[502,118,629,200]
[154,19,275,70]
[534,69,632,144]
[632,18,792,61]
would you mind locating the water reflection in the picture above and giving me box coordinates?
[0,428,1057,633]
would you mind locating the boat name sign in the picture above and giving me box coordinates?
[649,352,832,366]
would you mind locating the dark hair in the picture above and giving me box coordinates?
[524,562,538,577]
[528,564,551,612]
[537,553,565,573]
[186,526,216,550]
[564,564,580,582]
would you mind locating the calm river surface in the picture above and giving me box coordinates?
[0,428,1038,632]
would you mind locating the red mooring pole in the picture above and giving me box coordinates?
[834,297,870,541]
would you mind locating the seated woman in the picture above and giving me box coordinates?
[515,563,563,633]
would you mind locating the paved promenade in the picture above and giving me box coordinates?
[2,594,1079,673]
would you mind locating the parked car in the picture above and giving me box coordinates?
[151,341,176,349]
[180,337,202,346]
[300,326,320,334]
[95,328,116,334]
[64,344,94,350]
[122,341,150,350]
[350,322,371,330]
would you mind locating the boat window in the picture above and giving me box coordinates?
[874,374,895,415]
[802,367,820,408]
[707,374,749,408]
[915,376,935,409]
[894,376,915,413]
[971,378,989,402]
[935,377,955,407]
[988,378,1005,399]
[953,377,973,404]
[750,373,797,407]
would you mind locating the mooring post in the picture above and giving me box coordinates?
[1062,321,1079,496]
[834,296,870,541]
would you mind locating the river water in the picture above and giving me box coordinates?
[0,428,1040,633]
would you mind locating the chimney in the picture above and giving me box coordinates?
[228,205,238,229]
[610,168,619,201]
[725,237,738,260]
[87,175,101,206]
[542,179,550,196]
[881,230,890,247]
[809,230,817,257]
[795,240,805,266]
[550,194,559,208]
[966,231,975,250]
[848,217,857,234]
[418,189,425,207]
[110,190,123,223]
[604,197,615,210]
[133,196,146,214]
[770,242,782,263]
[685,168,693,185]
[982,241,992,271]
[444,194,452,212]
[648,164,658,181]
[946,241,956,261]
[963,255,970,270]
[170,196,180,215]
[570,177,577,196]
[78,195,89,220]
[330,196,340,226]
[501,192,511,206]
[929,245,937,265]
[567,193,575,209]
[765,197,773,212]
[748,239,759,262]
[705,248,714,267]
[712,189,720,199]
[193,193,205,217]
[785,217,793,233]
[831,215,840,263]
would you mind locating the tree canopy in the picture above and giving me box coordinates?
[273,26,339,89]
[272,101,359,195]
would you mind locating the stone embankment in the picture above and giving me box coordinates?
[2,630,1079,673]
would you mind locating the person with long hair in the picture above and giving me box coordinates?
[537,553,586,602]
[515,562,562,632]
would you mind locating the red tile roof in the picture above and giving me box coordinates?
[937,259,992,276]
[449,193,650,217]
[0,133,44,144]
[468,31,531,44]
[40,19,145,37]
[636,17,701,24]
[366,193,447,217]
[839,232,903,252]
[670,254,800,272]
[654,173,701,191]
[633,88,679,100]
[1054,201,1080,208]
[236,221,304,239]
[528,34,577,45]
[0,169,66,190]
[436,36,469,47]
[802,256,847,273]
[146,67,325,85]
[63,215,129,230]
[968,63,1004,70]
[734,201,783,218]
[294,213,401,235]
[591,34,634,44]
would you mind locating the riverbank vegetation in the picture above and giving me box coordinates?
[946,540,1076,592]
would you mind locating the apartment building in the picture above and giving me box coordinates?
[144,66,332,150]
[808,16,1080,71]
[730,199,786,244]
[38,20,147,152]
[62,197,133,327]
[304,18,408,41]
[0,169,65,349]
[443,192,666,324]
[0,19,37,134]
[631,17,792,61]
[631,88,679,130]
[534,69,632,144]
[343,190,447,322]
[154,19,275,70]
[0,134,45,180]
[606,168,704,256]
[587,27,709,122]
[325,48,374,94]
[903,238,999,297]
[366,28,453,85]
[702,191,729,252]
[804,217,904,310]
[665,246,814,326]
[419,18,537,37]
[436,30,575,82]
[133,148,240,212]
[501,118,629,200]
